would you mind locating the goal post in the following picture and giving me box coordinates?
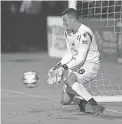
[68,0,77,9]
[76,95,122,103]
[71,0,122,103]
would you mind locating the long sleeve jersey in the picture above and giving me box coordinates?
[60,23,100,69]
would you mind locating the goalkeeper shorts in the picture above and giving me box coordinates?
[71,62,100,85]
[63,62,100,92]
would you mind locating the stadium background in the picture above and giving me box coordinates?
[1,1,68,52]
[2,1,122,63]
[1,1,122,124]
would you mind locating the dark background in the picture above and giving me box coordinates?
[1,1,68,52]
[1,0,122,56]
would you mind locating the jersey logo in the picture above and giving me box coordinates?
[82,40,89,44]
[82,33,89,44]
[82,32,92,44]
[71,42,75,46]
[70,40,79,50]
[77,35,81,42]
[64,31,67,37]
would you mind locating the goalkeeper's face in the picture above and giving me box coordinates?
[62,14,74,30]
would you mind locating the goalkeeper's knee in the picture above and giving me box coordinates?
[64,73,77,87]
[66,86,76,95]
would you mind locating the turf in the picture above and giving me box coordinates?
[1,52,122,124]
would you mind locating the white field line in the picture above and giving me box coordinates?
[1,89,60,102]
[2,89,122,115]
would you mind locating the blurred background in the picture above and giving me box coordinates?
[1,1,68,52]
[1,0,122,63]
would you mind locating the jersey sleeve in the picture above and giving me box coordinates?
[60,30,73,65]
[66,32,92,69]
[60,42,73,65]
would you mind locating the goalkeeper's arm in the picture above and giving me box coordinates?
[53,30,73,69]
[53,52,72,70]
[53,42,72,69]
[60,41,73,65]
[64,33,92,71]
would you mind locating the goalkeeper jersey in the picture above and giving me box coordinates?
[61,23,100,65]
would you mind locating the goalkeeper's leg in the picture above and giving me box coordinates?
[60,84,76,105]
[64,63,104,115]
[60,84,88,112]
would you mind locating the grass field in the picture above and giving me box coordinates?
[1,52,122,124]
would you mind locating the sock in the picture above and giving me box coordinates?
[75,95,98,106]
[79,99,87,112]
[71,82,92,101]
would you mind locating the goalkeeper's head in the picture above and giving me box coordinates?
[62,8,81,32]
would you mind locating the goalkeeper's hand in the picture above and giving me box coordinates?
[48,62,62,77]
[47,67,64,84]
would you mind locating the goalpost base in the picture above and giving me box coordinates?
[75,95,122,103]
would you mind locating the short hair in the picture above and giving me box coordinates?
[62,8,79,20]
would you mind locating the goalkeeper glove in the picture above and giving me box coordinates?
[47,67,64,84]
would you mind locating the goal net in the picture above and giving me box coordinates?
[75,0,122,103]
[84,73,122,103]
[76,0,122,55]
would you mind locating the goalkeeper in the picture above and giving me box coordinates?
[48,8,104,115]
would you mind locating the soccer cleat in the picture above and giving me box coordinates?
[85,103,104,115]
[92,105,104,115]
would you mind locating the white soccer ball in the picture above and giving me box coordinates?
[23,71,39,88]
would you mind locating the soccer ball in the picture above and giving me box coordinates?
[23,71,39,88]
